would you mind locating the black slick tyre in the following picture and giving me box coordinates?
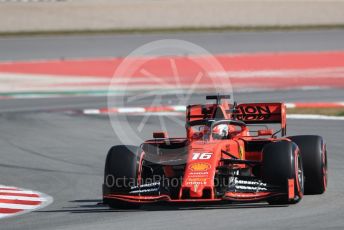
[103,145,141,209]
[287,135,327,194]
[262,141,304,205]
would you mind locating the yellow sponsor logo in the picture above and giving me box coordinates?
[189,163,211,171]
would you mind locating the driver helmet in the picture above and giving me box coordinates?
[212,124,229,139]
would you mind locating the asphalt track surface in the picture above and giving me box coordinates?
[1,93,343,230]
[1,30,344,229]
[0,29,344,61]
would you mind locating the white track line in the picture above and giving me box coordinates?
[0,203,42,210]
[210,67,344,78]
[285,103,296,108]
[82,103,344,121]
[0,189,39,194]
[117,107,146,113]
[0,195,47,201]
[0,214,11,219]
[0,186,19,190]
[83,108,344,120]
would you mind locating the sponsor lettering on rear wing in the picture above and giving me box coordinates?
[235,103,287,136]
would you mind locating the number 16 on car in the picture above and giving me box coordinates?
[192,152,213,160]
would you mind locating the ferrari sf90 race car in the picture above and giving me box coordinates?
[103,95,327,208]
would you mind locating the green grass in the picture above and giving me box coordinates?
[287,108,344,116]
[1,24,344,37]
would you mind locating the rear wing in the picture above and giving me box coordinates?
[235,103,287,136]
[186,94,231,122]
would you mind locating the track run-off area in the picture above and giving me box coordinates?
[0,51,343,98]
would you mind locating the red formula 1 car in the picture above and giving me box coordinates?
[103,95,328,208]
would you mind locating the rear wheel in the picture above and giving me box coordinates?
[287,135,327,194]
[262,141,304,205]
[103,145,141,209]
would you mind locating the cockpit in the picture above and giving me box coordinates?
[186,119,248,141]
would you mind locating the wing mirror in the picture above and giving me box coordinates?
[153,132,168,139]
[258,129,273,136]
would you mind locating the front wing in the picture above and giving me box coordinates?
[103,179,291,204]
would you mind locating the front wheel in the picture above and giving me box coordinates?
[262,141,304,205]
[288,135,327,194]
[103,145,142,209]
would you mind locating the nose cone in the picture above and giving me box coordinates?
[186,162,211,198]
[181,143,219,199]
